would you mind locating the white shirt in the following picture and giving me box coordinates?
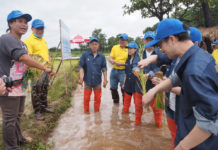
[169,58,181,111]
[146,50,153,58]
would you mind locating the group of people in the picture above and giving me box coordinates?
[79,19,218,150]
[0,9,217,150]
[0,10,55,150]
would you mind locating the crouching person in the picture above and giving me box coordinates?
[79,37,107,113]
[122,41,143,125]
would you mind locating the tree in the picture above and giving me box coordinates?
[92,29,107,52]
[143,23,158,34]
[201,0,212,27]
[135,36,144,48]
[107,36,119,51]
[172,0,217,27]
[79,43,89,52]
[123,0,194,21]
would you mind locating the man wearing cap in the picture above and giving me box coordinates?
[25,19,55,120]
[212,40,218,65]
[142,19,218,150]
[139,27,204,149]
[109,33,128,103]
[0,10,52,150]
[79,37,107,113]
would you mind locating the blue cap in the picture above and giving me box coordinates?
[144,31,155,39]
[32,19,44,28]
[89,37,99,43]
[126,41,138,49]
[7,10,32,22]
[120,33,128,40]
[212,40,218,45]
[145,19,188,48]
[190,27,202,44]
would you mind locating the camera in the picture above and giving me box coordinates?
[2,77,13,88]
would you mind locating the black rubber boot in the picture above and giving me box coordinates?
[121,88,125,104]
[31,86,42,114]
[40,85,55,113]
[110,88,119,103]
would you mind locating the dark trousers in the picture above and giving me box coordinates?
[0,96,25,150]
[31,85,48,114]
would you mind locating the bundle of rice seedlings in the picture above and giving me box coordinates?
[23,54,50,87]
[134,69,148,94]
[153,71,165,110]
[133,43,148,94]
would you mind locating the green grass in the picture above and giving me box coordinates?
[50,50,110,58]
[71,50,110,57]
[0,60,79,150]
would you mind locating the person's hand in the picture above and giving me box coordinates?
[175,142,189,150]
[0,79,6,95]
[151,77,162,85]
[110,59,115,65]
[44,67,51,74]
[115,62,123,66]
[138,59,149,69]
[121,84,125,90]
[6,87,12,93]
[142,89,156,107]
[78,79,83,87]
[50,70,56,77]
[133,70,140,78]
[103,80,108,88]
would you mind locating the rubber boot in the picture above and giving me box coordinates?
[84,89,92,113]
[167,116,177,150]
[150,97,163,128]
[40,85,54,113]
[31,86,41,114]
[110,88,119,103]
[94,89,102,112]
[133,92,143,125]
[40,85,48,110]
[122,92,132,114]
[121,88,125,104]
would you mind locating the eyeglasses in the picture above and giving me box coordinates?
[156,37,169,49]
[156,40,163,49]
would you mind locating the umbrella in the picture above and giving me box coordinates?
[70,35,89,44]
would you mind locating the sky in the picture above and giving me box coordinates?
[0,0,159,48]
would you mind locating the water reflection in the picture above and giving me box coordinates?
[47,61,171,150]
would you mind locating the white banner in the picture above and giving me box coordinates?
[60,19,72,60]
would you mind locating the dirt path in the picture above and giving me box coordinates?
[47,62,172,150]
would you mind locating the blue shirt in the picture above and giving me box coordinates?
[124,52,142,94]
[80,50,107,86]
[143,48,161,91]
[174,45,218,150]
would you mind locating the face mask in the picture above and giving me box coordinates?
[33,33,43,38]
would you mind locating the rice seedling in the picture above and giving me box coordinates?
[153,71,165,110]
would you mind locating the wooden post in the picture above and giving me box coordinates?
[62,60,69,95]
[69,60,73,91]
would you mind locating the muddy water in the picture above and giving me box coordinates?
[47,62,172,150]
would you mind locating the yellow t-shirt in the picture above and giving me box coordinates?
[212,49,218,64]
[24,34,50,62]
[110,44,128,70]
